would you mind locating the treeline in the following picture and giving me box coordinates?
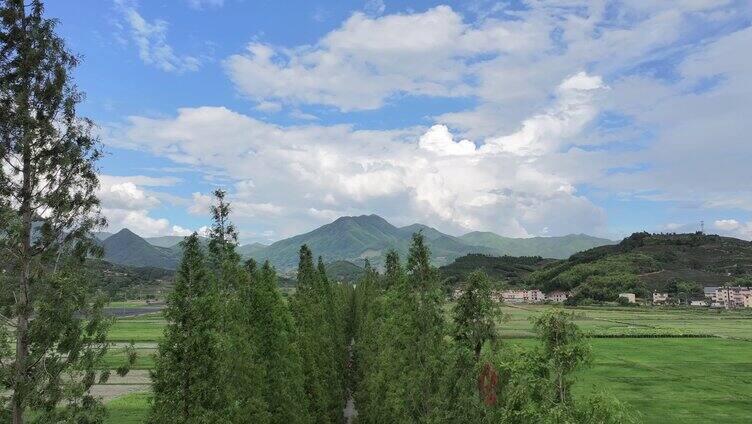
[353,234,638,423]
[440,253,548,288]
[150,191,351,423]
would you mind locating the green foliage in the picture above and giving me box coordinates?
[247,262,310,424]
[440,254,547,288]
[453,270,500,358]
[532,310,592,403]
[353,238,633,423]
[668,280,703,304]
[323,260,365,283]
[149,234,226,423]
[150,194,331,424]
[207,190,268,423]
[353,234,452,423]
[288,245,347,422]
[531,231,752,304]
[83,259,173,301]
[567,273,647,304]
[0,1,122,421]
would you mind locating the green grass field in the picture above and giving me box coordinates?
[107,319,166,342]
[101,306,752,423]
[105,392,150,424]
[498,304,752,339]
[577,338,752,423]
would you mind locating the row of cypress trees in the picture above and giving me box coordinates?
[149,190,350,424]
[149,191,634,423]
[352,233,639,423]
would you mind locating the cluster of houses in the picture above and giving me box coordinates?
[452,284,752,309]
[704,286,752,308]
[452,288,569,304]
[652,285,752,309]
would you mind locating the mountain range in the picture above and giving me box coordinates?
[97,214,615,271]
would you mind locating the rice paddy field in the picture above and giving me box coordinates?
[100,305,752,423]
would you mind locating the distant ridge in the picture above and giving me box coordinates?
[247,215,614,270]
[101,215,617,272]
[144,235,189,248]
[459,231,616,259]
[102,229,181,270]
[237,242,269,257]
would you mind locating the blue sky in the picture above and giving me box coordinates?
[44,0,752,243]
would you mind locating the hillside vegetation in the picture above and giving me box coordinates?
[460,231,615,259]
[439,254,553,287]
[528,232,752,303]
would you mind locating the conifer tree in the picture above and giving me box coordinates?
[403,232,448,421]
[383,250,401,290]
[353,235,451,423]
[290,246,329,421]
[244,261,310,424]
[206,190,268,423]
[150,234,225,423]
[317,256,347,410]
[290,245,344,423]
[207,189,241,290]
[453,270,499,359]
[0,1,117,421]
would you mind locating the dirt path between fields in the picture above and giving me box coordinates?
[344,338,358,423]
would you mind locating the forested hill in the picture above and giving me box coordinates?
[440,254,554,286]
[528,232,752,299]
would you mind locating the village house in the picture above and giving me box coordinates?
[526,289,546,303]
[744,294,752,308]
[487,289,561,304]
[690,300,708,307]
[498,290,527,304]
[619,293,636,303]
[652,292,669,304]
[705,286,752,309]
[546,290,569,303]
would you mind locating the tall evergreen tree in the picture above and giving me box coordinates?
[0,1,116,421]
[244,262,310,424]
[453,270,499,359]
[353,234,451,423]
[207,189,241,289]
[150,234,225,423]
[206,190,269,423]
[403,232,449,421]
[290,245,344,423]
[383,250,401,290]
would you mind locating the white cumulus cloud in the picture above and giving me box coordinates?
[115,0,200,73]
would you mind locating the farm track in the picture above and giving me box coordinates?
[344,338,358,423]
